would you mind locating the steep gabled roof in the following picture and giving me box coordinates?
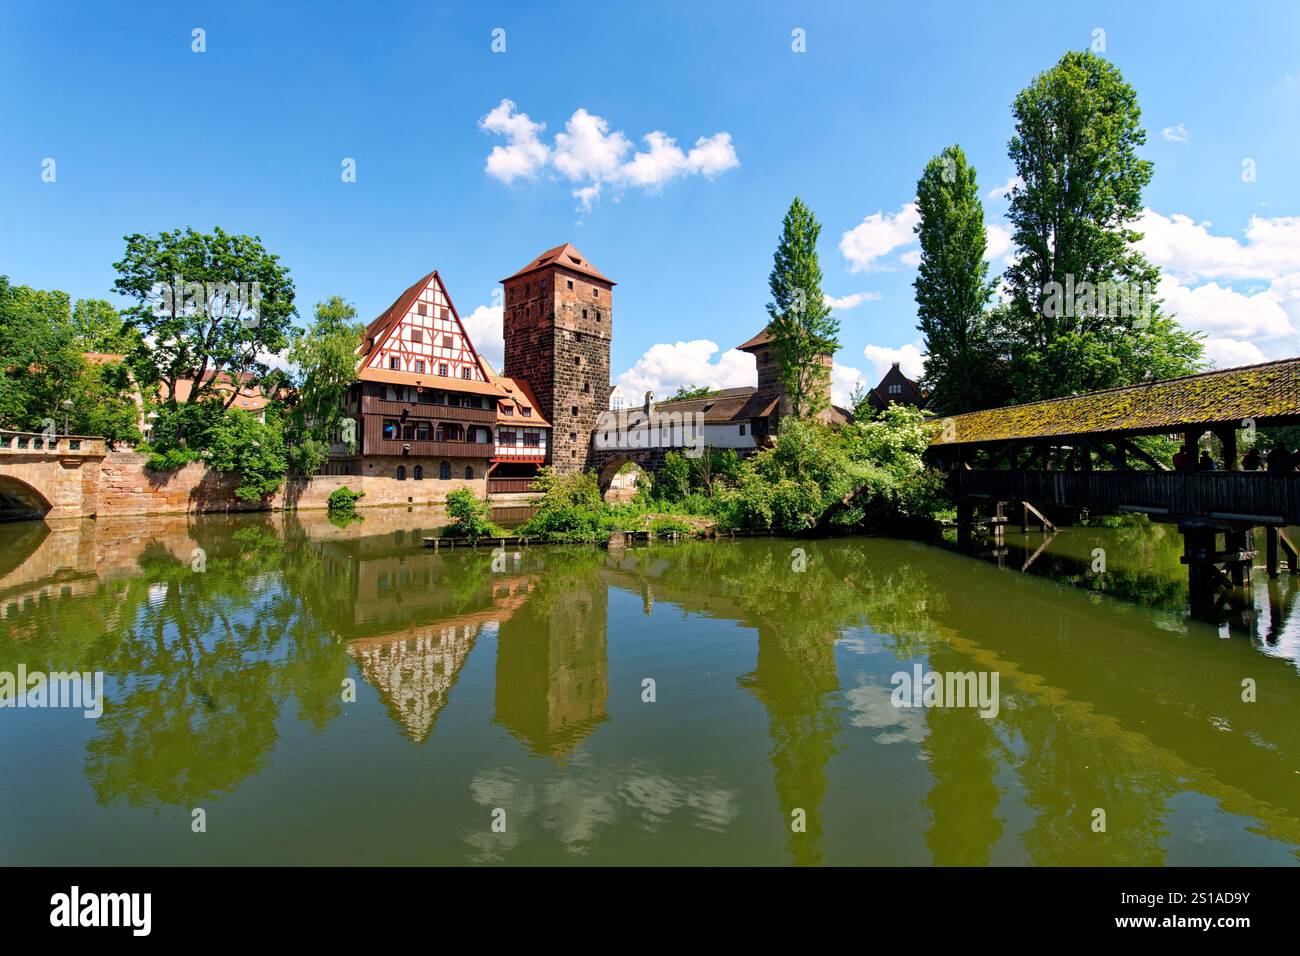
[358,269,497,384]
[931,357,1300,447]
[501,243,615,285]
[363,269,436,347]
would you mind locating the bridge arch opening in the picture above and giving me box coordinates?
[597,457,646,503]
[0,475,53,522]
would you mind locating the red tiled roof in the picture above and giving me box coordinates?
[502,243,614,285]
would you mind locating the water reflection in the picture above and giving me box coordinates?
[1,511,1298,865]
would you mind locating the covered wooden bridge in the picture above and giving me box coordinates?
[928,358,1300,614]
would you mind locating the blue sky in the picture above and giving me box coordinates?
[3,0,1299,404]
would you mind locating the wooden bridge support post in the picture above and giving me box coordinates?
[1182,526,1217,617]
[1266,526,1280,578]
[1225,529,1254,589]
[956,500,974,549]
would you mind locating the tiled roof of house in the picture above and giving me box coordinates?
[502,243,614,285]
[362,269,436,347]
[931,358,1300,446]
[479,357,552,427]
[654,386,765,424]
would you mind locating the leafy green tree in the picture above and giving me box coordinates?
[670,384,713,401]
[286,295,363,475]
[0,278,139,441]
[914,145,1000,413]
[444,488,506,539]
[765,198,840,418]
[112,227,296,407]
[1001,50,1201,399]
[70,298,137,354]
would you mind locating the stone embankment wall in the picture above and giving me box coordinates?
[95,451,487,517]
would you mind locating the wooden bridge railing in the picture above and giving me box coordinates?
[949,470,1300,526]
[0,431,107,456]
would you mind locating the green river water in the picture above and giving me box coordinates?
[1,510,1297,865]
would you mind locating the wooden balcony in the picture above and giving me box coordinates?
[366,437,495,458]
[360,395,495,424]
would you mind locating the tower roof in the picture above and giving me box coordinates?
[502,243,615,285]
[735,326,774,352]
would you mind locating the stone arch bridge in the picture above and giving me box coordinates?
[0,432,107,521]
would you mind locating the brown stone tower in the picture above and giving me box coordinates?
[502,244,614,474]
[737,326,835,424]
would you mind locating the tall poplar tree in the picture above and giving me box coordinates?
[1001,50,1201,399]
[765,198,840,419]
[913,145,999,414]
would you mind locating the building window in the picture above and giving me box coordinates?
[443,334,453,348]
[418,304,427,316]
[389,356,400,370]
[889,383,902,395]
[439,461,451,480]
[524,432,540,447]
[414,360,425,374]
[414,465,423,481]
[461,367,471,379]
[410,328,422,343]
[502,405,514,415]
[521,407,531,417]
[465,466,474,480]
[595,311,602,322]
[396,465,407,481]
[583,382,590,394]
[571,405,578,416]
[567,279,574,289]
[582,309,588,320]
[501,431,516,445]
[593,288,599,298]
[740,424,746,435]
[438,363,448,377]
[382,419,399,440]
[574,355,581,366]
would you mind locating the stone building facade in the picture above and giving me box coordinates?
[502,244,614,475]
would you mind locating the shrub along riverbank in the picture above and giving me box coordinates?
[445,406,949,543]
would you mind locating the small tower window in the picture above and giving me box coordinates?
[567,280,574,289]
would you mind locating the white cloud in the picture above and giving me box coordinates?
[863,341,925,380]
[985,223,1014,262]
[831,361,867,407]
[461,304,504,368]
[1201,337,1269,368]
[615,339,754,397]
[478,100,550,184]
[824,291,881,311]
[1161,123,1189,143]
[1136,208,1300,364]
[839,203,920,272]
[481,100,739,210]
[987,176,1022,200]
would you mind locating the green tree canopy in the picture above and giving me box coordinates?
[112,227,296,407]
[913,145,1000,414]
[1000,50,1201,399]
[765,198,840,418]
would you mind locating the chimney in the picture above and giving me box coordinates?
[644,390,654,414]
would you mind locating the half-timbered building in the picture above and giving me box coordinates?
[330,269,552,490]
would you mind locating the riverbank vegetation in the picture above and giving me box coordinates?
[502,404,946,543]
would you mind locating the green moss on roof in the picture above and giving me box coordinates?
[930,358,1300,446]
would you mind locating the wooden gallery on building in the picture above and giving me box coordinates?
[327,244,615,494]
